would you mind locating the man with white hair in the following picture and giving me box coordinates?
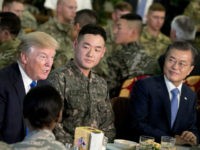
[159,15,200,76]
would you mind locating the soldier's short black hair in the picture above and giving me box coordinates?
[0,12,21,36]
[23,85,63,129]
[120,13,142,21]
[78,24,107,42]
[74,9,97,28]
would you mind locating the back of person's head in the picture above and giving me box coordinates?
[23,85,63,129]
[78,24,107,42]
[114,1,133,12]
[0,12,21,37]
[18,31,59,54]
[148,2,166,13]
[164,40,198,65]
[120,13,142,33]
[74,9,97,28]
[171,15,196,41]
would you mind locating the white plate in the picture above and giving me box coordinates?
[114,139,138,149]
[106,143,130,150]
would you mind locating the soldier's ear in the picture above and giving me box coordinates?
[73,39,78,50]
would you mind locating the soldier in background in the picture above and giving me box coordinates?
[0,12,21,69]
[107,13,159,98]
[184,0,200,32]
[48,24,115,144]
[2,0,38,32]
[38,0,77,69]
[140,2,171,60]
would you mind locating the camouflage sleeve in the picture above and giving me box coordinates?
[99,92,116,143]
[53,123,73,144]
[48,70,72,144]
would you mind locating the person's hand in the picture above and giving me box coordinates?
[175,131,197,146]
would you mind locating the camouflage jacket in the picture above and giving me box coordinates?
[11,129,66,150]
[140,26,171,59]
[184,0,200,30]
[107,42,160,98]
[0,38,20,69]
[0,142,13,150]
[48,60,115,144]
[38,18,74,69]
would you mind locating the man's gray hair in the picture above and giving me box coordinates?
[171,15,196,40]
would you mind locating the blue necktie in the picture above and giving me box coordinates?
[171,88,179,128]
[137,0,146,18]
[30,81,37,89]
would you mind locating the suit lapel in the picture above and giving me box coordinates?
[12,63,26,111]
[157,76,171,128]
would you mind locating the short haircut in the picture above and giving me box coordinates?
[114,1,133,12]
[0,12,21,36]
[148,2,165,13]
[18,31,59,54]
[74,9,97,28]
[2,0,24,7]
[78,24,107,42]
[23,85,63,129]
[120,13,142,33]
[164,40,198,65]
[121,13,142,21]
[171,15,196,41]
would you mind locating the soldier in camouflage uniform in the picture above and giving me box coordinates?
[38,0,77,69]
[140,3,171,60]
[48,24,115,144]
[184,0,200,32]
[11,85,66,150]
[0,12,21,69]
[107,13,160,98]
[2,0,38,33]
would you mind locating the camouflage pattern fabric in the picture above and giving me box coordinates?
[11,129,66,150]
[21,10,38,32]
[107,42,160,98]
[0,38,20,69]
[0,141,13,150]
[38,18,74,69]
[184,0,200,31]
[47,60,116,144]
[140,26,171,59]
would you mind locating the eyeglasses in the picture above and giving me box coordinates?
[166,57,192,69]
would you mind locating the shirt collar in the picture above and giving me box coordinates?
[18,61,35,93]
[164,75,182,94]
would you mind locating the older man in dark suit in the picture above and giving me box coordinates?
[0,31,58,144]
[130,41,199,146]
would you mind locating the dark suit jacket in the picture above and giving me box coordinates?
[130,75,199,142]
[0,62,49,144]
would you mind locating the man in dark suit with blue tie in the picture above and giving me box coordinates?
[130,41,199,145]
[0,31,58,144]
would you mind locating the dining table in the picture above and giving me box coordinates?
[106,142,200,150]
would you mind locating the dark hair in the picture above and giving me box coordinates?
[74,9,97,28]
[23,85,63,129]
[121,13,142,21]
[0,12,21,36]
[114,1,133,12]
[78,24,107,42]
[164,40,198,65]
